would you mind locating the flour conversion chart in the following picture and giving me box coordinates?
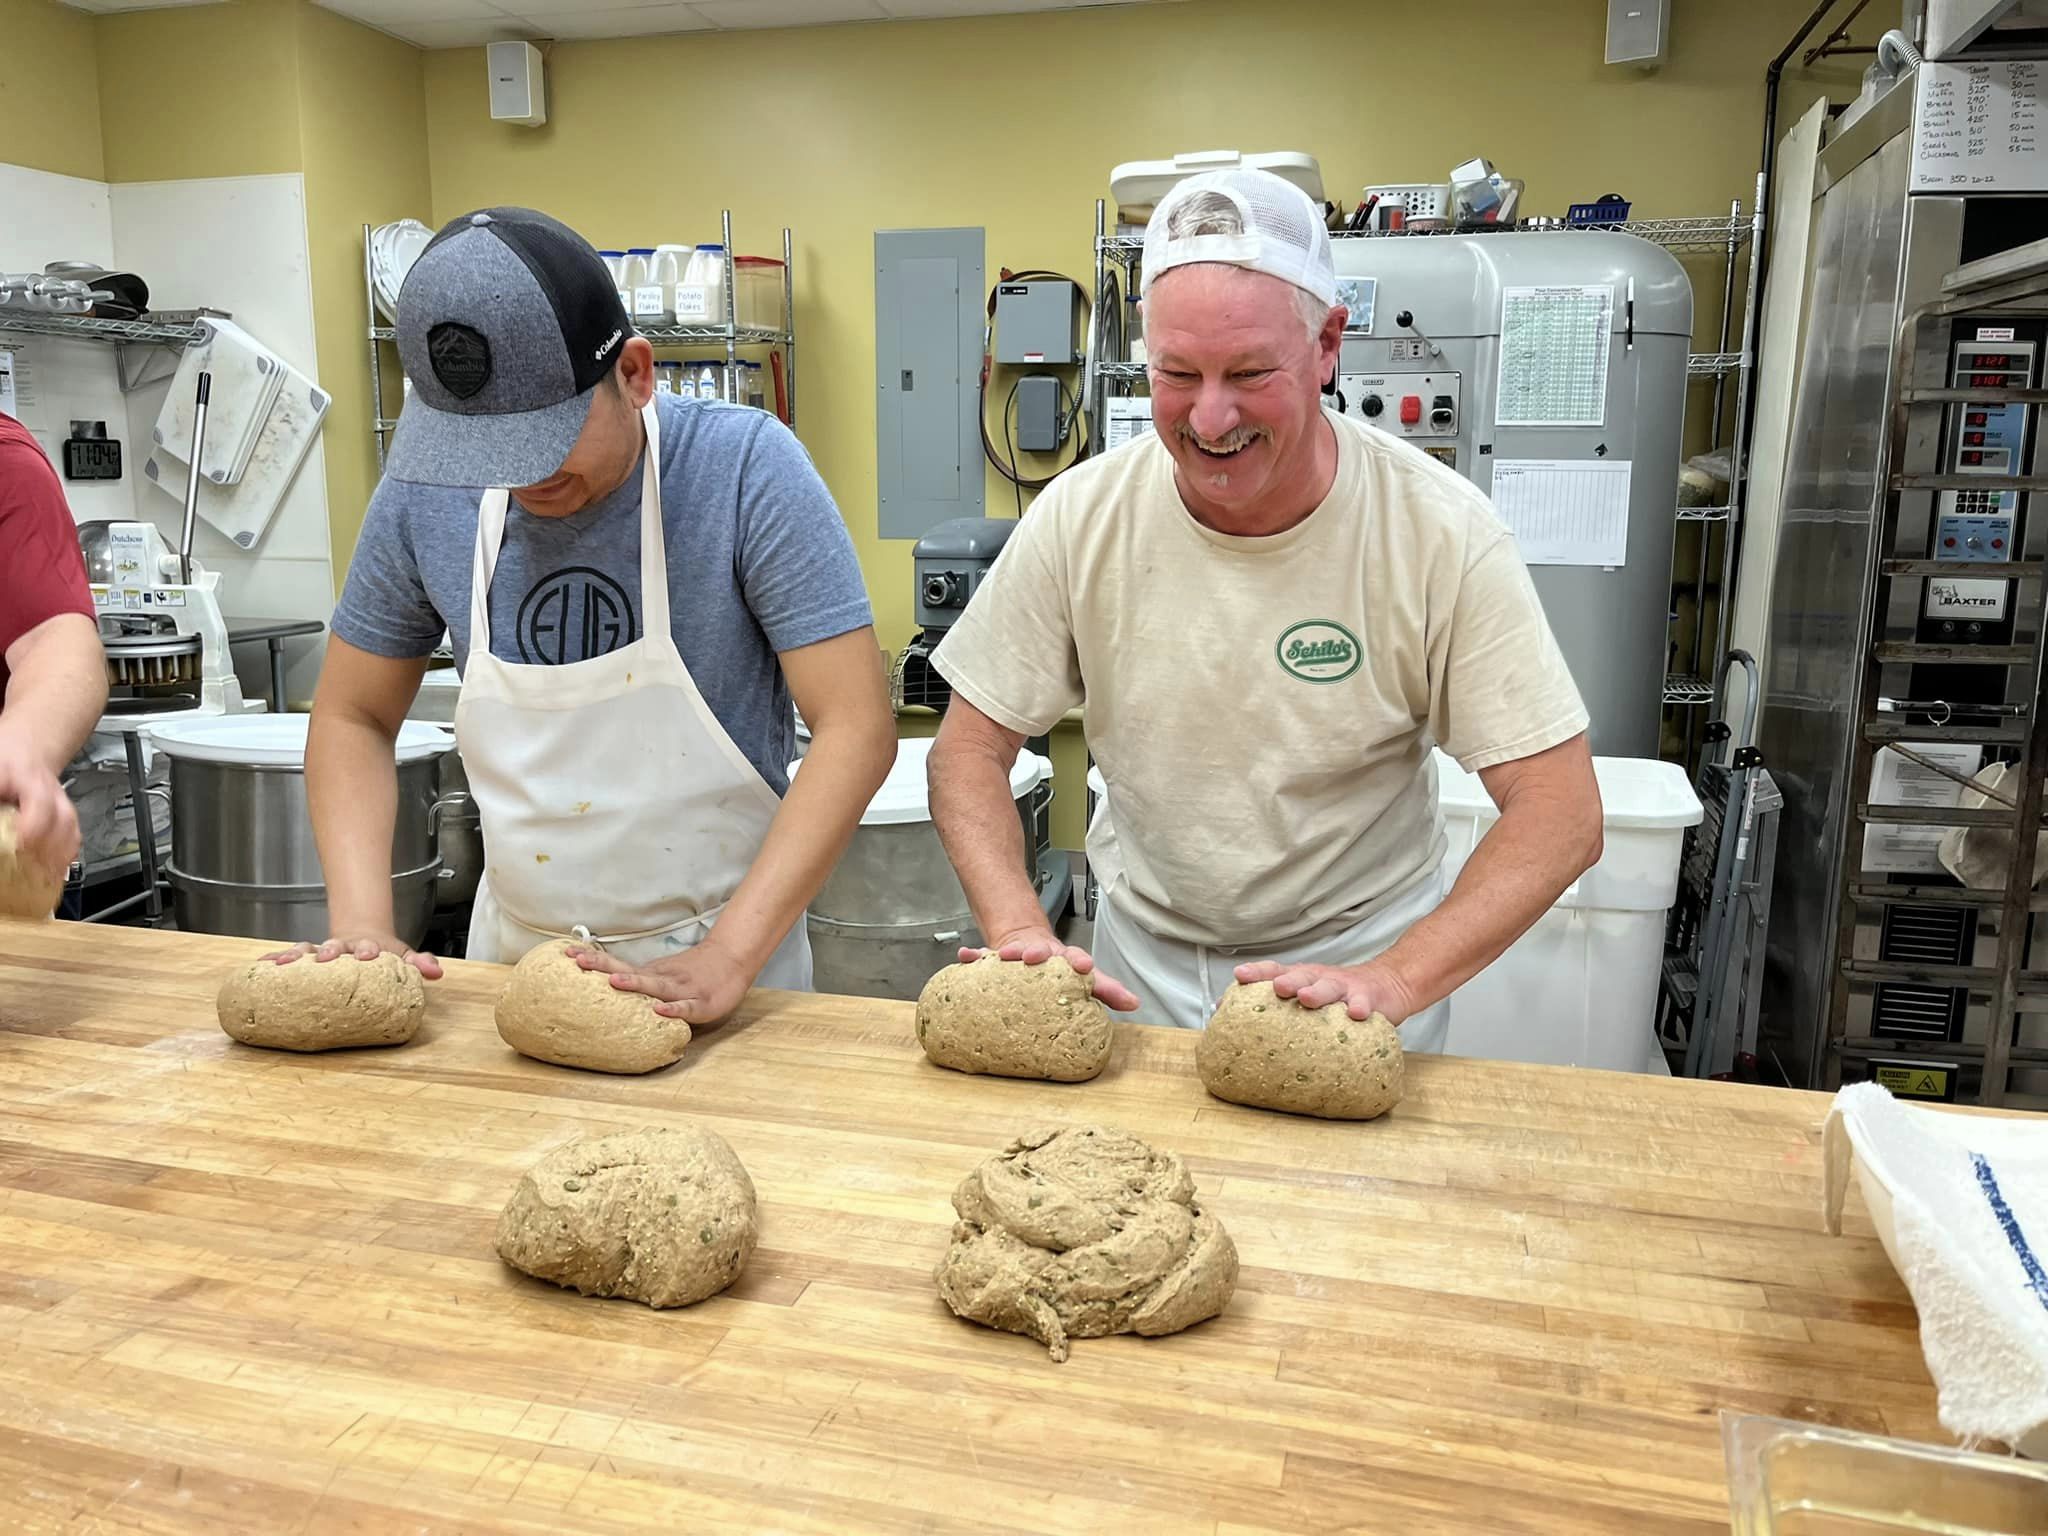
[1496,283,1613,428]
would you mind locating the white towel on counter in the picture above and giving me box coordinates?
[1824,1081,2048,1453]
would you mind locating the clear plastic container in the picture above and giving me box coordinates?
[598,250,629,314]
[1723,1413,2048,1535]
[624,247,664,325]
[733,255,786,332]
[674,244,727,328]
[646,244,688,324]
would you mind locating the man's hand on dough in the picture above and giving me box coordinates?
[1232,959,1414,1023]
[568,941,751,1024]
[0,737,80,881]
[968,927,1141,1013]
[262,932,444,980]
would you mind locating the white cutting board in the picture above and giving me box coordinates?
[145,368,330,550]
[151,318,286,487]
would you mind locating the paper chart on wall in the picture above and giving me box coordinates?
[1495,284,1613,427]
[1489,458,1631,567]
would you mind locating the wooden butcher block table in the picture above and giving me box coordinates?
[0,921,1940,1534]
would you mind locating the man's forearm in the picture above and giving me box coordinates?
[0,615,107,773]
[1372,803,1597,1016]
[706,719,892,973]
[929,743,1045,944]
[306,709,402,934]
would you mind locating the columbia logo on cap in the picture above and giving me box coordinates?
[595,328,622,362]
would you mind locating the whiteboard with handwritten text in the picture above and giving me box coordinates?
[1913,60,2046,192]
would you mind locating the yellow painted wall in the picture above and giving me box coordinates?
[0,0,103,181]
[419,0,1871,843]
[294,1,432,580]
[93,0,305,183]
[90,0,431,585]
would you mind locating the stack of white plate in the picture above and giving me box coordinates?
[370,219,434,323]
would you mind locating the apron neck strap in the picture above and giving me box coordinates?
[468,396,668,651]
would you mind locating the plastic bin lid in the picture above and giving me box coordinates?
[1110,150,1325,211]
[1432,748,1702,829]
[733,254,785,268]
[148,713,452,767]
[789,735,1047,826]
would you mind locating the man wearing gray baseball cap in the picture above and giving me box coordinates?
[927,169,1604,1051]
[280,206,895,1023]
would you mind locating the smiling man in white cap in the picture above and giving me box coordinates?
[287,206,894,1022]
[925,169,1604,1049]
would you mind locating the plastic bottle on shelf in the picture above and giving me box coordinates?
[599,250,630,313]
[674,244,727,328]
[647,245,688,325]
[624,247,664,326]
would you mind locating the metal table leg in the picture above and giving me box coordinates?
[267,638,288,714]
[122,730,165,925]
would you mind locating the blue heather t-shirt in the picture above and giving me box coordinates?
[330,391,872,794]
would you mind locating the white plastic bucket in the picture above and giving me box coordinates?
[1434,749,1701,1071]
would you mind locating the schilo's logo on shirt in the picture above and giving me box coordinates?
[1275,620,1361,684]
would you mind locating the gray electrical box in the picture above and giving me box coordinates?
[876,227,985,539]
[995,280,1077,364]
[1016,374,1062,452]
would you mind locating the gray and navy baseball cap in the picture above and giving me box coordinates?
[386,207,633,488]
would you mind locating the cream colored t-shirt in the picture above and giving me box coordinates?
[932,409,1589,948]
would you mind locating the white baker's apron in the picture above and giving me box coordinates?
[1090,862,1452,1053]
[453,398,812,989]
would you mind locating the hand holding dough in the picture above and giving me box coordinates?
[495,939,691,1074]
[496,1126,757,1307]
[935,1124,1237,1362]
[215,951,426,1051]
[915,954,1113,1082]
[1196,980,1403,1119]
[0,807,62,920]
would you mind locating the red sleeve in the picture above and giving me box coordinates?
[0,414,95,668]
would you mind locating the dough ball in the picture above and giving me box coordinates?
[496,1126,756,1308]
[0,807,63,921]
[494,939,691,1074]
[215,951,425,1051]
[935,1124,1237,1363]
[915,954,1112,1082]
[1196,981,1403,1120]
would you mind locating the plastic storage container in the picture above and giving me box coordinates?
[1434,748,1701,1071]
[792,737,1051,1001]
[598,250,629,313]
[674,244,727,327]
[733,255,786,332]
[1723,1413,2048,1534]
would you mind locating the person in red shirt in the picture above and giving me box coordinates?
[0,411,107,887]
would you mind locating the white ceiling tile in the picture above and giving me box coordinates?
[369,12,541,43]
[512,2,711,36]
[313,0,511,23]
[878,0,1143,14]
[689,0,885,26]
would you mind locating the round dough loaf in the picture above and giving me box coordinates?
[496,1126,756,1308]
[1196,980,1403,1120]
[915,954,1112,1082]
[935,1124,1237,1362]
[494,939,691,1074]
[215,951,426,1051]
[0,807,62,921]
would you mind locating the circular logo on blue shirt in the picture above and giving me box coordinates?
[516,567,635,663]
